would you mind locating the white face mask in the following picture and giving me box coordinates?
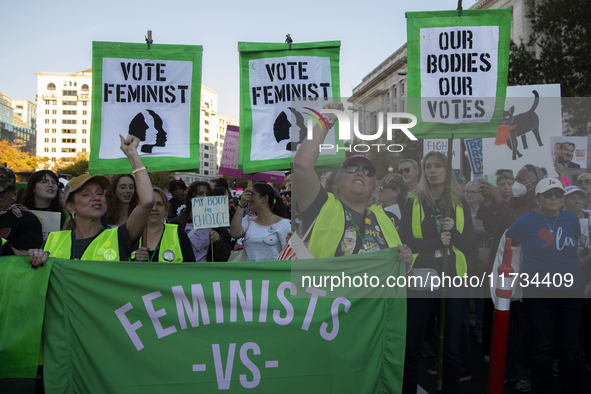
[512,180,534,197]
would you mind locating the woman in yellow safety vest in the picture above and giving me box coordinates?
[292,101,413,265]
[28,135,155,267]
[132,187,195,262]
[398,150,475,394]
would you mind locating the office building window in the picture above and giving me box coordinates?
[45,119,49,124]
[82,139,87,143]
[62,110,77,115]
[52,129,56,133]
[44,148,49,153]
[52,119,57,124]
[51,148,56,153]
[45,128,49,133]
[82,148,87,152]
[82,120,87,125]
[204,137,209,142]
[61,148,77,153]
[62,119,77,124]
[62,129,76,134]
[44,138,49,143]
[62,90,77,96]
[45,110,50,114]
[82,129,87,134]
[82,110,87,115]
[82,101,87,106]
[63,101,77,106]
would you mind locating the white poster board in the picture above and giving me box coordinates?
[30,210,61,242]
[424,139,462,170]
[190,196,230,233]
[483,84,562,176]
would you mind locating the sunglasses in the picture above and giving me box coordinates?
[577,179,591,186]
[345,164,375,178]
[496,169,513,176]
[540,191,565,199]
[398,167,411,174]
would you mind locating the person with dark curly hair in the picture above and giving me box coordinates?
[21,170,67,229]
[104,174,139,228]
[168,179,187,220]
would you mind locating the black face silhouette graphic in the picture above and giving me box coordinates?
[273,108,307,152]
[128,110,167,153]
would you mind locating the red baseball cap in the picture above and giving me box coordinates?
[341,154,376,173]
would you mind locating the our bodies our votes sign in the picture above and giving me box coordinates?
[90,42,202,175]
[238,41,344,174]
[191,196,230,232]
[406,10,511,139]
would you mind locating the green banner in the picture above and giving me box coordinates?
[32,248,405,393]
[90,41,202,175]
[0,257,53,393]
[406,10,511,139]
[238,41,345,174]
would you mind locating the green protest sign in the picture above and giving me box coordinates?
[90,41,202,175]
[238,41,345,174]
[406,10,511,139]
[0,257,53,393]
[33,248,406,393]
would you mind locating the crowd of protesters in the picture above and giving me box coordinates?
[2,127,591,393]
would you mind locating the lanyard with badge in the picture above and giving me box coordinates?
[431,203,444,258]
[344,205,379,254]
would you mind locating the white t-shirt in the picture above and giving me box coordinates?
[241,216,291,262]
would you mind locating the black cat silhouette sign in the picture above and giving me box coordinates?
[494,90,542,160]
[90,41,202,175]
[482,84,563,175]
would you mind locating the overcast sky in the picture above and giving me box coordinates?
[0,0,477,120]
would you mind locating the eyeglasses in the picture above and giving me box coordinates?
[577,179,591,186]
[39,179,58,186]
[398,167,411,174]
[540,191,565,199]
[345,164,375,178]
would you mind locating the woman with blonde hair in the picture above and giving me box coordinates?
[399,151,475,394]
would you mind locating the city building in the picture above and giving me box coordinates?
[0,90,36,155]
[35,70,92,168]
[173,86,238,185]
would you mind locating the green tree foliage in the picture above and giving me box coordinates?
[508,0,591,135]
[0,141,36,172]
[149,172,175,190]
[55,152,89,177]
[509,0,591,97]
